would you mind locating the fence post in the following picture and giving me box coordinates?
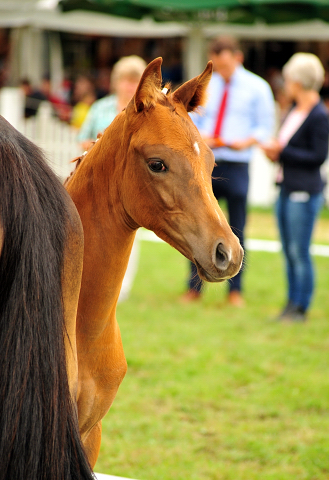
[0,87,24,129]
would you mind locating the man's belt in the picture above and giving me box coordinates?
[214,159,248,166]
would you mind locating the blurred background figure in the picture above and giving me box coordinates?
[267,68,292,127]
[94,68,111,100]
[262,53,329,322]
[38,75,72,122]
[21,75,72,121]
[70,75,96,129]
[20,78,47,118]
[77,55,146,152]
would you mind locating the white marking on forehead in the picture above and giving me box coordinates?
[162,87,169,95]
[194,141,200,156]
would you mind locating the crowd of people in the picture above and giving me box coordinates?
[20,65,119,122]
[20,41,329,321]
[20,76,72,121]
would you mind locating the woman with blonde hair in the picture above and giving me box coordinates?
[262,53,329,321]
[77,55,146,151]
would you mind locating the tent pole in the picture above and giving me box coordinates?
[183,26,206,81]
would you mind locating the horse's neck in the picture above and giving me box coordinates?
[67,131,136,333]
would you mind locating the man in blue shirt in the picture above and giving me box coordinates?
[183,36,275,306]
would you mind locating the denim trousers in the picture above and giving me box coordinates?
[276,187,324,311]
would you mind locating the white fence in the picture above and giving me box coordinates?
[21,102,81,182]
[0,87,80,182]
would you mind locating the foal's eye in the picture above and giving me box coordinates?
[148,160,167,173]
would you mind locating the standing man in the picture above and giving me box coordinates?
[183,36,275,306]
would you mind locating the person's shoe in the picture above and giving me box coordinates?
[180,289,201,303]
[287,306,307,322]
[278,303,307,322]
[228,290,244,307]
[277,300,296,320]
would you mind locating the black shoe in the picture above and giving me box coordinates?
[288,306,307,322]
[279,304,307,322]
[277,300,297,320]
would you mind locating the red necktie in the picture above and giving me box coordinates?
[213,81,229,138]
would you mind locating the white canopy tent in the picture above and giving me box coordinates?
[2,1,190,88]
[2,0,329,83]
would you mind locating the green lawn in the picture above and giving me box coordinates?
[94,210,329,480]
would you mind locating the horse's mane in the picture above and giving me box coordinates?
[0,116,93,479]
[64,134,102,186]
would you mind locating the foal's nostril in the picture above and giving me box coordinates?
[215,242,229,269]
[216,246,226,264]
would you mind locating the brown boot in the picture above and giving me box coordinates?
[228,290,244,307]
[180,289,201,304]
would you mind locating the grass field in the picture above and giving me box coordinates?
[94,208,329,480]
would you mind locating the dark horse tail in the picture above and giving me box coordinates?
[0,117,94,480]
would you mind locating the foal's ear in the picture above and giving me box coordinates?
[133,57,163,112]
[172,61,213,112]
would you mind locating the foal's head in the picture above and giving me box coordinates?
[118,58,243,282]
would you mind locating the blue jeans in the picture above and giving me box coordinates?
[276,188,324,311]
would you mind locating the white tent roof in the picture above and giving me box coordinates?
[3,0,329,83]
[206,19,329,41]
[0,3,188,37]
[1,0,329,40]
